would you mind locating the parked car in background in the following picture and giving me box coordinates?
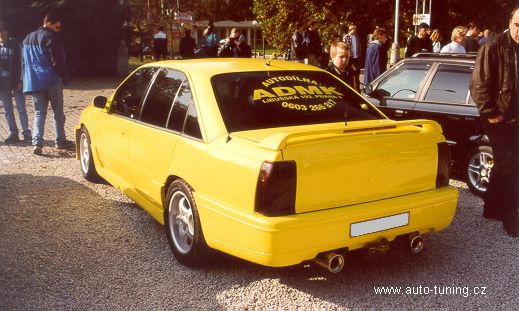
[363,53,491,197]
[75,58,458,272]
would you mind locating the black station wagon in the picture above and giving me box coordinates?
[362,53,491,197]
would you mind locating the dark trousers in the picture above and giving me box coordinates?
[482,120,519,231]
[154,49,168,60]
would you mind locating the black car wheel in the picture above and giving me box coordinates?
[164,179,211,266]
[79,127,100,182]
[466,145,493,197]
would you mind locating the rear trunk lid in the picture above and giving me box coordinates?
[236,119,445,214]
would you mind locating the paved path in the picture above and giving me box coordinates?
[0,78,119,162]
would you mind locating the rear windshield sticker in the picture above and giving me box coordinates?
[253,75,344,111]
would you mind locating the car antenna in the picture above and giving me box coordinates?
[265,52,278,66]
[265,50,288,66]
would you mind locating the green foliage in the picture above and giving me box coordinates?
[253,0,514,52]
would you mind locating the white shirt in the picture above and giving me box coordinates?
[153,31,167,39]
[440,41,466,54]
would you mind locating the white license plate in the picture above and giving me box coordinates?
[350,212,409,237]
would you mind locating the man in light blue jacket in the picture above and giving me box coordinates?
[22,12,72,155]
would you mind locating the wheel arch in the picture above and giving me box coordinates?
[162,175,187,209]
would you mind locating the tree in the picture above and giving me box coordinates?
[252,0,514,52]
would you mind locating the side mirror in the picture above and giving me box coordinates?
[93,96,108,108]
[374,89,391,98]
[363,85,373,96]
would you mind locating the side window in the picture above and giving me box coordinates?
[110,67,158,119]
[184,101,202,139]
[424,64,472,104]
[140,69,184,127]
[167,80,202,139]
[376,63,431,100]
[167,80,189,132]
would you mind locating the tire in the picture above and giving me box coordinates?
[465,145,493,197]
[164,179,211,266]
[79,127,100,182]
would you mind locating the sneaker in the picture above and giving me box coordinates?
[23,135,32,143]
[55,139,75,150]
[33,146,43,156]
[4,135,20,144]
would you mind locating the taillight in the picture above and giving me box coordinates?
[436,142,451,188]
[255,161,297,216]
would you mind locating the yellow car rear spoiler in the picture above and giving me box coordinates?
[258,119,443,151]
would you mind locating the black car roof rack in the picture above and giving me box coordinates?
[411,52,477,59]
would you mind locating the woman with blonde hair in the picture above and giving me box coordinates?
[440,26,467,53]
[430,29,443,52]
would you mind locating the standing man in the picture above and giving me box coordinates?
[291,22,306,63]
[364,27,388,85]
[303,22,322,67]
[179,29,196,59]
[153,26,168,60]
[343,24,361,90]
[22,13,72,155]
[463,22,480,53]
[326,41,357,91]
[469,5,519,237]
[405,23,433,57]
[202,23,219,58]
[217,28,251,58]
[0,23,31,144]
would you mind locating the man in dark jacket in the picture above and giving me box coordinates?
[463,22,480,53]
[405,23,433,57]
[469,5,519,237]
[22,13,72,155]
[303,22,322,67]
[291,22,306,63]
[364,27,388,85]
[217,28,251,58]
[179,29,196,59]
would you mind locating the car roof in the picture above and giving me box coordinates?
[139,58,320,77]
[403,53,476,65]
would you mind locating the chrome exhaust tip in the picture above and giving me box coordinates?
[410,235,424,254]
[313,252,345,273]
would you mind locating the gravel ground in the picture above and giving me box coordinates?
[1,160,518,310]
[1,78,518,310]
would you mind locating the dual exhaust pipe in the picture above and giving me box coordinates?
[312,234,424,273]
[313,252,345,273]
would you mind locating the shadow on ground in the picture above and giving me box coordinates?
[1,174,517,309]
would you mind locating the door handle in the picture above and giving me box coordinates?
[395,109,406,117]
[447,116,461,121]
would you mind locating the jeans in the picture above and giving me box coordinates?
[31,79,66,147]
[0,78,30,137]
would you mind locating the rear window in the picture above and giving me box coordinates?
[211,71,384,132]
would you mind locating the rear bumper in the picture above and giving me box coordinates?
[196,186,458,267]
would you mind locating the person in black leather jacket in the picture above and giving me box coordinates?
[469,5,519,237]
[217,28,251,58]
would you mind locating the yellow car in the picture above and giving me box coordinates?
[75,59,458,273]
